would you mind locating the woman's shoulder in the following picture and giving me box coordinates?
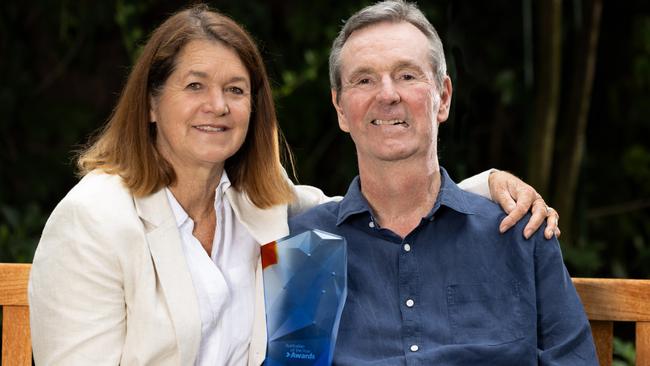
[64,170,132,203]
[36,171,146,267]
[54,170,137,221]
[70,169,130,197]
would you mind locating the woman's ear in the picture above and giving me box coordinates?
[149,95,158,123]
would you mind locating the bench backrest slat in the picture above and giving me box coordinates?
[573,278,650,366]
[0,263,31,366]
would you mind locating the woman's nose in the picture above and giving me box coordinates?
[203,89,229,116]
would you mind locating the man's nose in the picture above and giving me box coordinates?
[376,76,401,104]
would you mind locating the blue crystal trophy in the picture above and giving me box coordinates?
[261,230,347,366]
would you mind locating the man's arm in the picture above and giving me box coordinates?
[534,233,598,364]
[459,169,561,239]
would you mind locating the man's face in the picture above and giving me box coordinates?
[332,21,452,165]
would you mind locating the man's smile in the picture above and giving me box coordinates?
[371,119,409,127]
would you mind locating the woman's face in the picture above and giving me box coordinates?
[150,39,251,175]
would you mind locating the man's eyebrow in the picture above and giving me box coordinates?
[345,62,425,80]
[346,67,374,80]
[394,61,425,72]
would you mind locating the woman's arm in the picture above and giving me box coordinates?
[459,170,561,239]
[289,169,560,238]
[29,196,126,365]
[288,183,341,217]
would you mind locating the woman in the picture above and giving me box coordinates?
[29,4,558,366]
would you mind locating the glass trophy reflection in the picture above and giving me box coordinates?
[261,230,347,366]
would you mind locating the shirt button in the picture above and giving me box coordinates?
[369,221,375,228]
[403,243,411,252]
[405,298,414,307]
[410,344,419,352]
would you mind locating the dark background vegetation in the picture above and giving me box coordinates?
[1,0,648,363]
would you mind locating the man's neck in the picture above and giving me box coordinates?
[358,159,441,238]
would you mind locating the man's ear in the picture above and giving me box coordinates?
[331,89,350,133]
[436,76,453,124]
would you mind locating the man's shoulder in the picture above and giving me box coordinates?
[453,184,505,220]
[289,200,341,234]
[448,185,531,240]
[456,186,546,245]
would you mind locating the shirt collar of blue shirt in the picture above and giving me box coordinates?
[336,167,477,226]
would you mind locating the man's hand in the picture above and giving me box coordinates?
[488,171,560,239]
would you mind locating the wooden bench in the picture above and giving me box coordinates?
[1,264,649,366]
[0,263,31,366]
[573,278,650,366]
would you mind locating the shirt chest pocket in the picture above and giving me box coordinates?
[446,280,524,345]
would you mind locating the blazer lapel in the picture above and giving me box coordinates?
[228,188,291,365]
[226,188,290,245]
[248,258,267,366]
[134,190,201,366]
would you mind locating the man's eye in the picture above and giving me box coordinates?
[186,82,202,90]
[401,74,416,81]
[357,78,371,85]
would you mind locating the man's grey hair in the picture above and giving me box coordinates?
[328,0,447,96]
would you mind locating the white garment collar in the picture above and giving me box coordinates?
[164,171,231,228]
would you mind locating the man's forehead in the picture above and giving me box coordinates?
[339,21,432,76]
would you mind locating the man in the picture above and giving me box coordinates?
[289,1,598,364]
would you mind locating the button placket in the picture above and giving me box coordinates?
[399,236,421,360]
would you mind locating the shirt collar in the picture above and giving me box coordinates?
[215,170,232,203]
[165,170,232,228]
[165,188,190,228]
[336,167,477,226]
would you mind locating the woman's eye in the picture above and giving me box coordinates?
[186,82,202,90]
[227,86,244,95]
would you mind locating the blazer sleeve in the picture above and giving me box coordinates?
[457,169,496,200]
[533,233,599,364]
[287,183,342,218]
[29,194,127,365]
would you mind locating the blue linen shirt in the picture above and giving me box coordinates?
[289,168,597,366]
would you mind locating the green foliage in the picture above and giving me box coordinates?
[0,204,43,263]
[0,0,648,309]
[561,239,604,275]
[632,17,650,89]
[115,0,154,61]
[613,336,636,366]
[623,145,650,194]
[0,0,646,357]
[276,49,323,99]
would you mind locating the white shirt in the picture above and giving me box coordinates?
[165,172,259,366]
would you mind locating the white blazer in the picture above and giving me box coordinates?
[29,171,332,366]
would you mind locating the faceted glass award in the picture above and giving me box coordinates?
[261,230,347,366]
